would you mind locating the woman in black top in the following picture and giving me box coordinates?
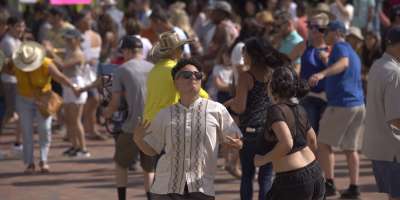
[254,66,324,200]
[225,37,289,200]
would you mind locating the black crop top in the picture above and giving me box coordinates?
[256,102,311,155]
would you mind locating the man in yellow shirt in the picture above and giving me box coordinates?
[144,31,208,121]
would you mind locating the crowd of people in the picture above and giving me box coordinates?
[0,0,400,200]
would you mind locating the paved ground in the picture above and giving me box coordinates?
[0,123,386,200]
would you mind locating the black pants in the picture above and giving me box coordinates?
[151,184,215,200]
[266,160,325,200]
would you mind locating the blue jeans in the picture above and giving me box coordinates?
[300,96,327,135]
[16,95,52,165]
[240,135,273,200]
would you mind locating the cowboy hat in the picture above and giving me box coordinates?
[12,41,45,72]
[149,31,193,58]
[309,3,336,20]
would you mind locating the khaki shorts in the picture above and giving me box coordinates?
[318,105,365,151]
[114,132,157,172]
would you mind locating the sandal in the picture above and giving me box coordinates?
[39,161,50,173]
[24,164,35,174]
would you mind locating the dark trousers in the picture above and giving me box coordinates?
[300,96,327,134]
[151,185,215,200]
[240,135,273,200]
[266,161,325,200]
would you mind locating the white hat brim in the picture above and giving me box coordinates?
[12,41,46,72]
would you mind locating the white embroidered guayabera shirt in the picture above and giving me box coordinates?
[144,98,241,196]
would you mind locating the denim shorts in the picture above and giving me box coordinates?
[372,159,400,198]
[266,160,325,200]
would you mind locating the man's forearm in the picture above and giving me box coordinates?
[321,57,348,77]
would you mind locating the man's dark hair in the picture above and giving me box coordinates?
[7,16,24,26]
[49,7,67,18]
[150,7,169,23]
[171,58,203,80]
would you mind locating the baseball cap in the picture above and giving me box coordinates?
[326,20,347,33]
[63,29,83,41]
[119,35,143,50]
[209,1,232,14]
[386,26,400,46]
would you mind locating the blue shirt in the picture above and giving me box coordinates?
[279,31,303,64]
[325,41,364,107]
[300,44,328,93]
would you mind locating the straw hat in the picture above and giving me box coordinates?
[348,26,364,40]
[309,13,330,27]
[12,41,45,72]
[149,31,193,57]
[309,3,336,20]
[0,50,5,72]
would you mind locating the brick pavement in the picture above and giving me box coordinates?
[0,123,386,200]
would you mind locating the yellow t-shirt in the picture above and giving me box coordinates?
[14,57,53,98]
[144,59,209,121]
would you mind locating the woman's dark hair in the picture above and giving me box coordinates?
[243,37,291,70]
[230,18,264,54]
[270,66,310,99]
[171,58,203,80]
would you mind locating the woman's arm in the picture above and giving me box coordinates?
[254,121,294,166]
[225,72,251,114]
[44,41,84,69]
[48,63,79,96]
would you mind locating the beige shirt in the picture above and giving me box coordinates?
[144,98,241,196]
[363,53,400,161]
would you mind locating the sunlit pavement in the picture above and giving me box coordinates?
[0,123,386,200]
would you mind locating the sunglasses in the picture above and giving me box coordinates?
[175,71,203,80]
[308,25,327,34]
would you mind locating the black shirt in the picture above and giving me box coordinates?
[257,102,311,155]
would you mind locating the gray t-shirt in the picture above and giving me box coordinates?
[0,34,21,83]
[363,53,400,161]
[112,58,153,133]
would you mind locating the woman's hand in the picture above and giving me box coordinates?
[133,118,151,143]
[224,135,243,150]
[254,154,268,167]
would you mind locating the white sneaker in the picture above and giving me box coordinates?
[75,150,91,158]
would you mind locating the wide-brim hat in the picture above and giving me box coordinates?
[149,31,193,57]
[347,26,364,40]
[309,3,336,20]
[308,13,330,27]
[0,50,5,72]
[12,41,45,72]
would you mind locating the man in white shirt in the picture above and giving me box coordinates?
[363,27,400,200]
[133,58,242,200]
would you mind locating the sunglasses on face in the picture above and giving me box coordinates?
[308,24,327,34]
[175,71,203,80]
